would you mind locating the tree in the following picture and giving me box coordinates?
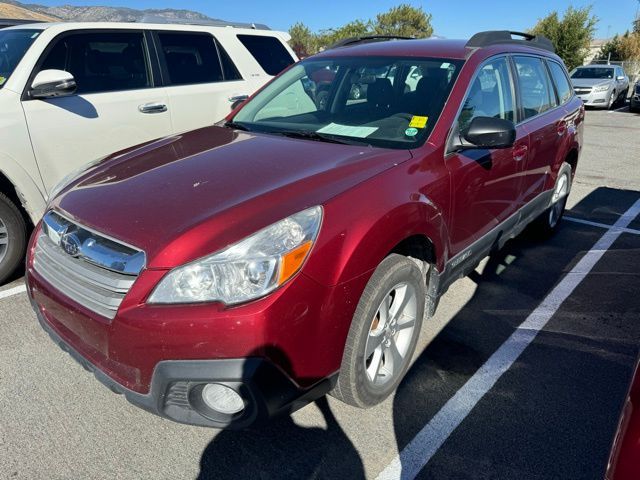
[289,22,316,58]
[288,3,434,55]
[317,19,373,49]
[374,4,433,38]
[530,6,598,70]
[598,34,624,61]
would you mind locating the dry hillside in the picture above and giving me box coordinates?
[0,2,57,21]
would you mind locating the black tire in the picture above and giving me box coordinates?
[331,254,426,408]
[530,162,572,238]
[0,192,27,285]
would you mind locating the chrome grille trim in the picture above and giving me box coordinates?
[573,86,592,95]
[34,214,144,320]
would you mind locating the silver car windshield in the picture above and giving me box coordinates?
[571,67,615,80]
[232,56,462,150]
[0,29,41,88]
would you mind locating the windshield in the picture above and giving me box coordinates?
[0,29,41,88]
[232,56,462,149]
[570,67,615,80]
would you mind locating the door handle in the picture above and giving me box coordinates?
[512,144,528,162]
[228,94,249,103]
[139,102,167,114]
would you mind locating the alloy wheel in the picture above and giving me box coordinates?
[0,217,8,264]
[363,282,418,388]
[549,173,569,228]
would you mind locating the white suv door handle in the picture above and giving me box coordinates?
[139,102,168,114]
[228,95,249,103]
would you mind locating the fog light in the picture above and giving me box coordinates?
[201,383,244,415]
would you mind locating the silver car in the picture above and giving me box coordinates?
[570,64,629,109]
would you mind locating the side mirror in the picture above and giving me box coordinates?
[454,116,516,151]
[30,69,76,99]
[616,75,626,81]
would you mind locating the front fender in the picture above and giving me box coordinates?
[303,161,449,287]
[0,153,47,224]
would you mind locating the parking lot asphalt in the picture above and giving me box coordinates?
[1,105,639,480]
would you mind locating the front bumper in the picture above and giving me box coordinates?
[576,89,611,107]
[34,302,335,428]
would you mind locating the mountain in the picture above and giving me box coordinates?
[0,0,220,23]
[0,2,57,21]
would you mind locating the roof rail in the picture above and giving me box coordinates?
[328,35,414,49]
[138,14,270,30]
[466,30,555,53]
[0,18,48,28]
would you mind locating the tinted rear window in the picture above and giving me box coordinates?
[237,34,294,76]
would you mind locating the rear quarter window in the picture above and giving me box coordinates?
[547,61,573,105]
[237,34,294,76]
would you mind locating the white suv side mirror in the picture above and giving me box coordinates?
[30,69,77,99]
[616,75,626,81]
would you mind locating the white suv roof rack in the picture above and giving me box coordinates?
[138,14,271,30]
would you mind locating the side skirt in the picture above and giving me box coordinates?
[426,189,554,317]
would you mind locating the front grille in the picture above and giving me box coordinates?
[33,211,145,320]
[573,86,592,95]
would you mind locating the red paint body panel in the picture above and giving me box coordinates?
[28,39,583,401]
[609,361,640,480]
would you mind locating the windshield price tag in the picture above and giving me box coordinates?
[409,116,428,129]
[0,77,6,86]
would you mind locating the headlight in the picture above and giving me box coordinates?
[148,206,323,305]
[593,84,610,93]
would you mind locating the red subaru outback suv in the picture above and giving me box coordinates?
[27,31,583,428]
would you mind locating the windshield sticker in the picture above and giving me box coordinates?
[317,123,378,138]
[408,116,428,129]
[440,62,451,69]
[0,77,5,86]
[405,127,419,137]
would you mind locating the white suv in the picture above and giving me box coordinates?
[0,21,296,283]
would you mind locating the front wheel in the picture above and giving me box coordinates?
[608,90,617,109]
[331,254,426,408]
[0,192,27,284]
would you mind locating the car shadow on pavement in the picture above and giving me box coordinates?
[198,347,365,480]
[391,187,640,479]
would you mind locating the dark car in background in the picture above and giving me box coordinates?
[631,80,640,112]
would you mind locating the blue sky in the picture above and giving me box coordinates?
[35,0,640,39]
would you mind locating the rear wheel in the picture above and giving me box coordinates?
[331,254,425,408]
[0,192,27,284]
[530,162,571,237]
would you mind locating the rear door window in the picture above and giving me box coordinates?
[547,61,572,105]
[236,34,294,76]
[157,32,225,86]
[513,56,554,120]
[38,31,151,94]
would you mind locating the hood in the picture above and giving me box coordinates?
[570,78,613,88]
[52,126,411,268]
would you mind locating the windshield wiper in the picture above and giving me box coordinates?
[224,121,250,132]
[275,130,352,145]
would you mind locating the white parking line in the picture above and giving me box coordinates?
[0,284,26,300]
[376,198,640,480]
[565,216,640,235]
